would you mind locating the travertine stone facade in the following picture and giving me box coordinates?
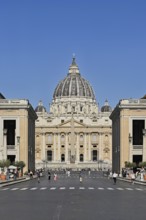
[35,58,112,170]
[110,97,146,173]
[0,97,37,172]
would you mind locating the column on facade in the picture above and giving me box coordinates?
[109,132,112,162]
[65,133,68,162]
[99,133,102,160]
[58,133,61,162]
[84,133,87,162]
[16,138,20,161]
[53,133,56,162]
[42,132,46,161]
[76,133,79,162]
[88,133,91,161]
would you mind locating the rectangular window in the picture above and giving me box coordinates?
[47,150,52,161]
[92,150,97,161]
[48,134,52,143]
[4,120,16,145]
[133,120,145,145]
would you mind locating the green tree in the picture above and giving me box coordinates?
[139,161,146,168]
[4,159,11,168]
[0,159,11,169]
[14,161,25,176]
[125,161,136,168]
[0,160,5,170]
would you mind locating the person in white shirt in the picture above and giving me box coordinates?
[113,172,118,184]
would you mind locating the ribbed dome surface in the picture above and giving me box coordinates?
[53,58,95,100]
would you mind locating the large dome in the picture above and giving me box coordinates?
[53,57,95,100]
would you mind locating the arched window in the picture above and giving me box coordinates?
[80,154,84,162]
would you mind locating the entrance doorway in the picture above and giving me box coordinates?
[133,155,142,166]
[7,155,15,164]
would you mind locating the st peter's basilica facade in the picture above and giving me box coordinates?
[35,57,112,170]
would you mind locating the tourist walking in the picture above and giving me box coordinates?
[113,172,117,184]
[48,171,51,181]
[131,173,135,184]
[37,170,40,183]
[79,174,83,183]
[54,172,57,181]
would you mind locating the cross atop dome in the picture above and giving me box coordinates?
[69,55,80,75]
[72,53,76,66]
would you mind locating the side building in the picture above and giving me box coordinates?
[110,96,146,173]
[0,94,37,172]
[35,57,112,170]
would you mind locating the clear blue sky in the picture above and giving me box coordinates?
[0,0,146,111]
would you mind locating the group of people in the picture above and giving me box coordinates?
[35,170,84,183]
[36,170,58,183]
[34,169,119,184]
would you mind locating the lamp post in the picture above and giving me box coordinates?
[3,129,7,160]
[128,133,132,162]
[17,136,20,161]
[42,159,48,171]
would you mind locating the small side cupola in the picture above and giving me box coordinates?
[35,100,46,113]
[101,99,112,112]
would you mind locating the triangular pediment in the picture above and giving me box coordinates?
[59,119,86,128]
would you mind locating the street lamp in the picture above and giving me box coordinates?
[3,129,7,160]
[128,133,132,143]
[17,136,20,144]
[142,129,146,162]
[42,159,48,170]
[17,136,20,161]
[3,129,7,135]
[142,129,146,136]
